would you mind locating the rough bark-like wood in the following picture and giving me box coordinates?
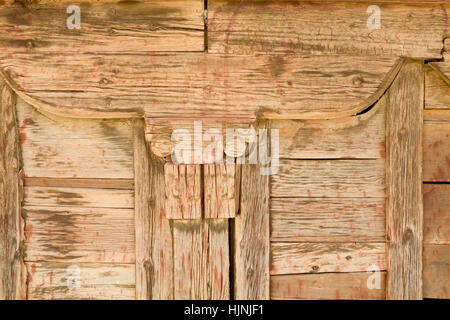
[425,65,450,109]
[423,123,450,182]
[386,60,423,300]
[1,53,401,120]
[164,163,202,220]
[24,206,135,263]
[27,262,135,300]
[271,198,385,242]
[204,163,235,219]
[234,163,270,299]
[271,159,385,198]
[423,184,450,245]
[0,1,203,53]
[208,1,447,58]
[271,272,386,300]
[134,119,173,300]
[173,219,229,300]
[423,244,450,299]
[271,242,386,275]
[0,80,26,299]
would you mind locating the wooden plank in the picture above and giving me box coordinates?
[424,110,450,123]
[430,62,450,85]
[0,1,203,53]
[423,123,450,182]
[24,186,134,208]
[208,1,447,58]
[234,163,270,299]
[271,159,385,198]
[204,163,235,219]
[16,98,134,179]
[271,272,386,300]
[1,53,401,120]
[133,119,173,300]
[423,244,450,299]
[386,60,423,300]
[425,65,450,109]
[271,242,386,275]
[164,163,202,219]
[173,219,229,300]
[0,80,26,299]
[27,262,135,300]
[273,96,386,159]
[423,184,450,245]
[24,177,134,189]
[271,198,385,242]
[24,206,135,263]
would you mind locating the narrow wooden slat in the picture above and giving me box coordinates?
[271,272,386,300]
[208,1,447,58]
[173,219,229,300]
[234,163,270,299]
[24,177,134,189]
[386,60,423,300]
[27,262,135,300]
[165,163,202,219]
[0,1,204,53]
[134,119,173,300]
[423,244,450,299]
[423,184,450,245]
[425,65,450,109]
[423,123,450,182]
[0,80,26,299]
[271,159,385,198]
[24,206,135,263]
[271,242,386,275]
[271,198,385,242]
[204,163,235,219]
[424,110,450,123]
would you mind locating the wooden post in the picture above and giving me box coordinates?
[0,80,26,299]
[386,60,424,300]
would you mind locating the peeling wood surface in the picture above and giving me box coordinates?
[423,244,450,299]
[0,1,204,53]
[27,262,135,300]
[208,1,448,58]
[24,206,135,263]
[0,79,26,299]
[425,65,450,109]
[423,184,450,245]
[423,123,450,182]
[271,198,385,242]
[386,61,423,300]
[271,272,386,300]
[173,219,229,300]
[1,53,401,119]
[271,159,385,198]
[204,164,235,219]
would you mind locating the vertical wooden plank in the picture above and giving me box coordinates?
[386,60,424,300]
[0,80,26,299]
[134,119,173,300]
[204,163,235,219]
[234,163,270,299]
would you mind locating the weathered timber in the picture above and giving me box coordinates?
[204,163,235,219]
[425,65,450,109]
[423,184,450,245]
[423,123,450,182]
[423,244,450,299]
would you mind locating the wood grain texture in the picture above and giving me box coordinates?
[173,219,229,300]
[271,272,386,300]
[424,109,450,123]
[134,119,173,300]
[234,163,270,299]
[271,242,386,275]
[1,53,401,120]
[423,123,450,182]
[423,184,450,245]
[425,65,450,109]
[24,206,135,263]
[430,62,450,85]
[271,198,385,242]
[165,163,202,219]
[208,1,448,58]
[0,1,203,53]
[273,96,386,159]
[24,177,134,189]
[386,60,423,300]
[204,163,235,219]
[271,159,385,198]
[16,98,134,179]
[0,80,26,299]
[27,262,135,300]
[423,244,450,299]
